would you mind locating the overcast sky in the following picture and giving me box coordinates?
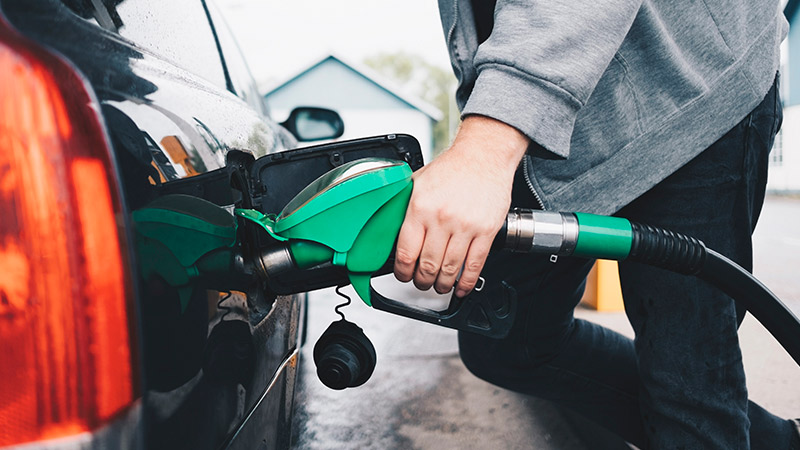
[216,0,452,90]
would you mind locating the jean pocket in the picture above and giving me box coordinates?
[748,74,782,154]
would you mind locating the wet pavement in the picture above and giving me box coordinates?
[290,195,800,449]
[289,283,610,450]
[743,195,800,418]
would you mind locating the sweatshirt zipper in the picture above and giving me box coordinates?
[523,155,560,263]
[523,155,546,210]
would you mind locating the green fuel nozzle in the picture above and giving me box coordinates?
[236,158,413,306]
[132,194,250,313]
[236,157,518,338]
[235,157,704,308]
[131,157,713,339]
[233,157,724,339]
[131,154,800,366]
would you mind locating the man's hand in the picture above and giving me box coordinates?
[393,115,530,297]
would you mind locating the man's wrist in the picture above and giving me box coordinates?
[454,115,531,174]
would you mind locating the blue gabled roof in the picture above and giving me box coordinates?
[263,54,442,121]
[787,0,799,23]
[264,55,337,97]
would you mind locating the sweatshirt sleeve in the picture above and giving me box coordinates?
[462,0,642,158]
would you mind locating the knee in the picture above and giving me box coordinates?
[458,341,495,383]
[458,333,565,402]
[458,332,505,383]
[457,331,545,387]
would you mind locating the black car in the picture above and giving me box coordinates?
[0,0,346,448]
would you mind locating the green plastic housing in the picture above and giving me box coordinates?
[573,213,633,260]
[133,195,238,312]
[240,158,414,305]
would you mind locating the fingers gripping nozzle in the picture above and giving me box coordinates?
[238,158,519,339]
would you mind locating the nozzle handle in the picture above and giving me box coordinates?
[369,279,517,339]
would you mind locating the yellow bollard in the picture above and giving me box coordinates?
[581,260,625,312]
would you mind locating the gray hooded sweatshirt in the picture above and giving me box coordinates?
[439,0,787,214]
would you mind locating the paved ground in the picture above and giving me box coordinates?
[290,195,800,449]
[744,195,800,418]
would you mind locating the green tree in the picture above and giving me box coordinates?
[364,52,457,157]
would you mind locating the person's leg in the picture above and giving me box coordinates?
[616,76,794,449]
[458,169,647,447]
[458,251,648,447]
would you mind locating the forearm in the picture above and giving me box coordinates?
[461,0,643,158]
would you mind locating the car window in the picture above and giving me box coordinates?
[90,0,228,89]
[206,1,268,116]
[58,0,101,25]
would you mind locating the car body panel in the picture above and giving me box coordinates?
[0,0,303,447]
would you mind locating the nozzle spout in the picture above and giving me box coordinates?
[255,245,295,281]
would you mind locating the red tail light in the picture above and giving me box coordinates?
[0,16,138,447]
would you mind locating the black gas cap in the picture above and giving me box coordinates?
[313,320,376,390]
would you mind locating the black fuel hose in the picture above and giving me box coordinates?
[500,210,800,366]
[696,249,800,366]
[628,221,800,366]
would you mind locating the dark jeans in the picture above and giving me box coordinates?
[459,78,793,449]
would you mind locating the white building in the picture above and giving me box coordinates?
[263,54,442,164]
[771,2,800,192]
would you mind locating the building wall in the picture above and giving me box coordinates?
[788,11,800,107]
[772,9,799,192]
[767,104,800,192]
